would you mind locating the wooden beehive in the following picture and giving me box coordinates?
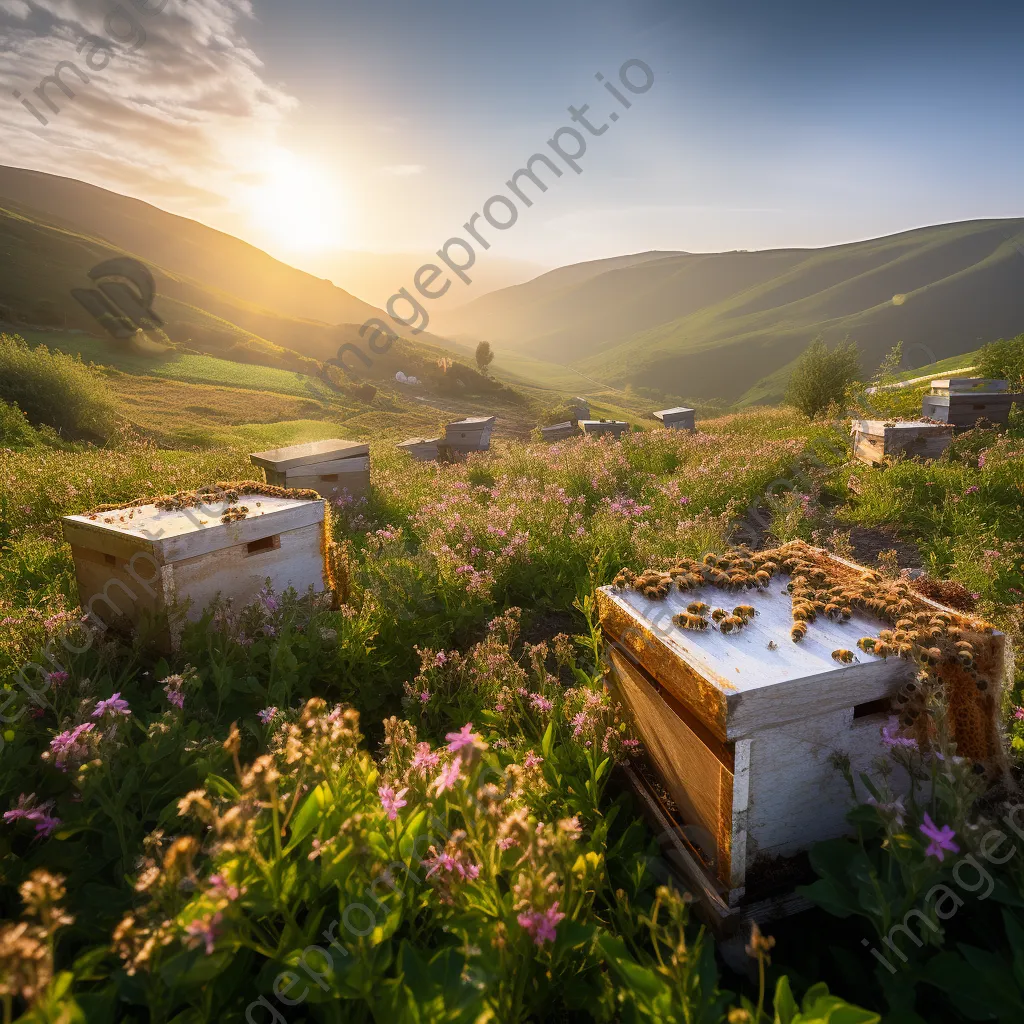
[63,491,326,644]
[444,416,495,452]
[580,419,629,439]
[541,421,580,443]
[251,440,370,500]
[599,542,1007,928]
[568,398,591,421]
[397,437,441,462]
[851,420,953,466]
[922,379,1021,430]
[653,407,696,432]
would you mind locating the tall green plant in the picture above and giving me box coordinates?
[786,337,862,419]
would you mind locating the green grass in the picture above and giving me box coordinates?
[20,331,337,399]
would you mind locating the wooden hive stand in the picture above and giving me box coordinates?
[63,488,326,649]
[599,541,1009,933]
[850,420,953,466]
[922,378,1022,430]
[250,439,370,501]
[653,407,696,432]
[580,419,629,439]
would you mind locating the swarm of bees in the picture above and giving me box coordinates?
[612,544,996,705]
[221,506,250,524]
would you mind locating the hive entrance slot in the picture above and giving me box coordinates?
[320,474,339,482]
[247,535,280,556]
[104,553,116,566]
[853,696,891,720]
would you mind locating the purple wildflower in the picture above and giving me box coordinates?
[517,902,565,946]
[93,693,130,719]
[257,707,278,725]
[379,785,409,821]
[881,717,918,750]
[920,813,959,861]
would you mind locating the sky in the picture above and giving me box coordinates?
[1,0,1023,299]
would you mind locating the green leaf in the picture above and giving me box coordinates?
[773,975,799,1024]
[541,720,554,760]
[284,782,331,853]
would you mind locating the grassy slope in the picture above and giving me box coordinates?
[438,220,1024,403]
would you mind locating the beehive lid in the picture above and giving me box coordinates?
[250,439,369,471]
[851,419,950,433]
[581,419,628,429]
[63,494,324,564]
[598,581,914,740]
[447,417,495,428]
[398,436,440,448]
[931,378,1009,394]
[543,421,576,432]
[653,407,694,421]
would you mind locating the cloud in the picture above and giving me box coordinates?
[382,164,425,177]
[0,0,298,221]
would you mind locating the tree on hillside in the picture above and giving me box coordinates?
[786,337,862,419]
[475,341,495,374]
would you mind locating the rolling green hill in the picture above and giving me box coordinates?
[436,220,1024,402]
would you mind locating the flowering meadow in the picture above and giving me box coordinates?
[2,407,1024,1021]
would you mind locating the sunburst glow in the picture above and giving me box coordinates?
[246,150,347,253]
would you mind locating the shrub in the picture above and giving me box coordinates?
[475,340,495,374]
[0,333,119,441]
[0,398,42,448]
[976,334,1024,390]
[786,337,862,419]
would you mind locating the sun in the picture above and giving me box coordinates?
[247,149,347,254]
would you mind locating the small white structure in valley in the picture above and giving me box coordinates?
[251,440,370,500]
[444,416,496,452]
[653,407,696,432]
[397,436,441,462]
[63,491,326,645]
[580,419,629,439]
[851,420,953,466]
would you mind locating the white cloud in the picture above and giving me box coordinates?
[0,0,298,223]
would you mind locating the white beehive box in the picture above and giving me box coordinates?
[851,420,953,466]
[598,543,1006,925]
[63,493,326,642]
[444,416,495,452]
[397,437,441,462]
[923,379,1021,430]
[541,421,580,442]
[251,440,370,500]
[653,407,696,431]
[581,419,629,439]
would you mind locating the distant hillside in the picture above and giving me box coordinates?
[0,165,383,329]
[435,221,1024,402]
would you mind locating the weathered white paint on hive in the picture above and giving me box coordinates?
[604,581,913,738]
[62,494,326,645]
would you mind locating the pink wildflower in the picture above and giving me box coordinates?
[920,813,959,861]
[47,671,69,688]
[411,742,441,776]
[93,693,130,719]
[208,874,244,901]
[3,794,61,837]
[529,694,553,713]
[49,723,95,771]
[257,707,278,725]
[379,785,409,821]
[446,722,486,754]
[517,901,565,946]
[523,751,544,770]
[184,912,223,955]
[1014,707,1024,722]
[432,758,463,795]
